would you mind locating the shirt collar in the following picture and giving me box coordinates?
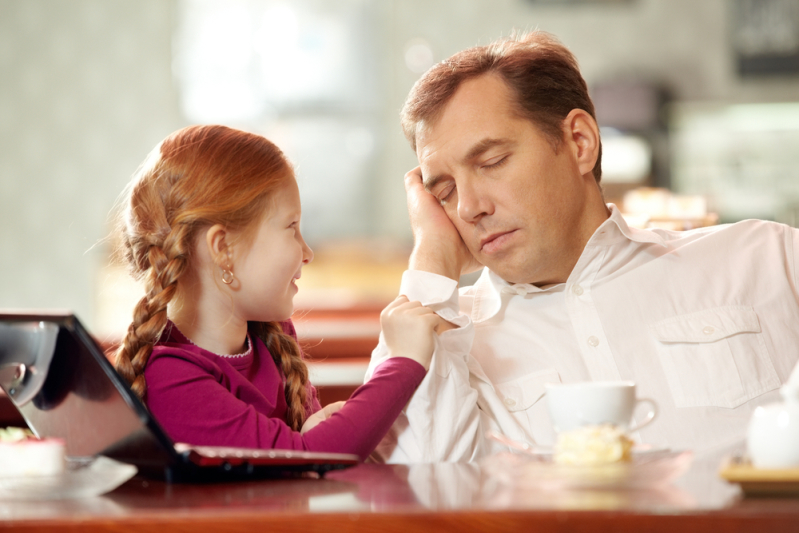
[471,268,564,324]
[591,203,667,247]
[470,204,666,323]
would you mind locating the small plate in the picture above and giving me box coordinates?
[528,443,671,457]
[719,455,799,496]
[486,430,670,457]
[483,449,693,491]
[0,456,137,501]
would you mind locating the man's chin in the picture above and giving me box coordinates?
[484,263,524,285]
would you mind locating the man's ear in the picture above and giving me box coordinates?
[205,224,232,268]
[563,109,600,178]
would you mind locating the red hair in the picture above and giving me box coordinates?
[401,31,602,183]
[114,125,310,431]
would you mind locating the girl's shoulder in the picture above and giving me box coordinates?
[148,341,220,371]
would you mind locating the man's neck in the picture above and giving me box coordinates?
[528,199,610,287]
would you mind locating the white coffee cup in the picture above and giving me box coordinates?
[545,381,657,433]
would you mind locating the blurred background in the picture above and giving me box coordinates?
[2,0,799,343]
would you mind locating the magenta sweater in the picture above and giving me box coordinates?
[143,321,425,461]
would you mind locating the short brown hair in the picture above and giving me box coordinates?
[401,31,602,183]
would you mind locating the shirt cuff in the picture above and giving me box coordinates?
[400,270,470,328]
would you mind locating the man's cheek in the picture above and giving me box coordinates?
[450,218,477,250]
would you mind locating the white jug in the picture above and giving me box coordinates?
[747,362,799,469]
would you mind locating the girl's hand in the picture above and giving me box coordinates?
[380,295,450,370]
[301,401,346,435]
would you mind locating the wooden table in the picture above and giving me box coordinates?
[1,453,798,532]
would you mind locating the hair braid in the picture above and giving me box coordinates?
[115,223,191,398]
[252,322,309,431]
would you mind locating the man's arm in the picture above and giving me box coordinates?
[366,270,528,463]
[364,272,484,462]
[364,168,526,463]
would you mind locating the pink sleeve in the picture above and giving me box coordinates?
[145,352,424,462]
[301,357,427,460]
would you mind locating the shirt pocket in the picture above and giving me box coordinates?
[649,305,779,409]
[494,369,560,413]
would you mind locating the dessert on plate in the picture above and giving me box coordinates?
[553,424,633,466]
[0,426,65,478]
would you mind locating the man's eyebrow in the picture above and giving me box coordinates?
[464,137,511,162]
[422,173,446,192]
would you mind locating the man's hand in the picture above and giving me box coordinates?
[405,167,482,280]
[301,401,346,435]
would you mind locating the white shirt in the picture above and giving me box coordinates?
[366,205,799,463]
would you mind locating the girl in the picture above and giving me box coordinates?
[113,125,444,461]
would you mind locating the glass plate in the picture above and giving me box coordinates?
[0,456,137,501]
[483,449,694,491]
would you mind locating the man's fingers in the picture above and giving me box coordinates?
[404,166,424,190]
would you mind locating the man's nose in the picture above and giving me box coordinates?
[457,180,492,223]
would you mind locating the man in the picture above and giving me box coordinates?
[366,31,799,462]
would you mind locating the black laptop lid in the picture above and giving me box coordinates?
[0,311,176,468]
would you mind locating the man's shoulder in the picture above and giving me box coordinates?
[654,218,791,247]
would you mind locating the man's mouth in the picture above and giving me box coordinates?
[480,230,517,254]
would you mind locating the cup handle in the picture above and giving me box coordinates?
[628,398,657,432]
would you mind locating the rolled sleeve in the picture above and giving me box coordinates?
[401,270,470,328]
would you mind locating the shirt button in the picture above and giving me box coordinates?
[504,397,517,407]
[703,326,715,335]
[572,284,584,296]
[587,336,599,347]
[514,286,527,295]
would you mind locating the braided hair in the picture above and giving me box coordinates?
[113,125,311,430]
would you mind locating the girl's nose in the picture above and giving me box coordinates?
[302,239,314,265]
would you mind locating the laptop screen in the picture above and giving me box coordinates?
[0,312,184,467]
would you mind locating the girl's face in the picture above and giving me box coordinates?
[232,179,313,322]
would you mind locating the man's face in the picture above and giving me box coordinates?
[415,73,598,285]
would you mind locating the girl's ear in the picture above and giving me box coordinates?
[205,224,232,268]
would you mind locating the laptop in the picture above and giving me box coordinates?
[0,311,358,482]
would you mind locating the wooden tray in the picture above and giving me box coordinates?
[719,455,799,496]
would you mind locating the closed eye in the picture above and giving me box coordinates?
[435,184,456,206]
[483,155,508,170]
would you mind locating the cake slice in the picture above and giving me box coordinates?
[0,427,65,478]
[553,424,633,466]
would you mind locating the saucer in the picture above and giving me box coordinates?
[528,443,671,457]
[483,449,693,491]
